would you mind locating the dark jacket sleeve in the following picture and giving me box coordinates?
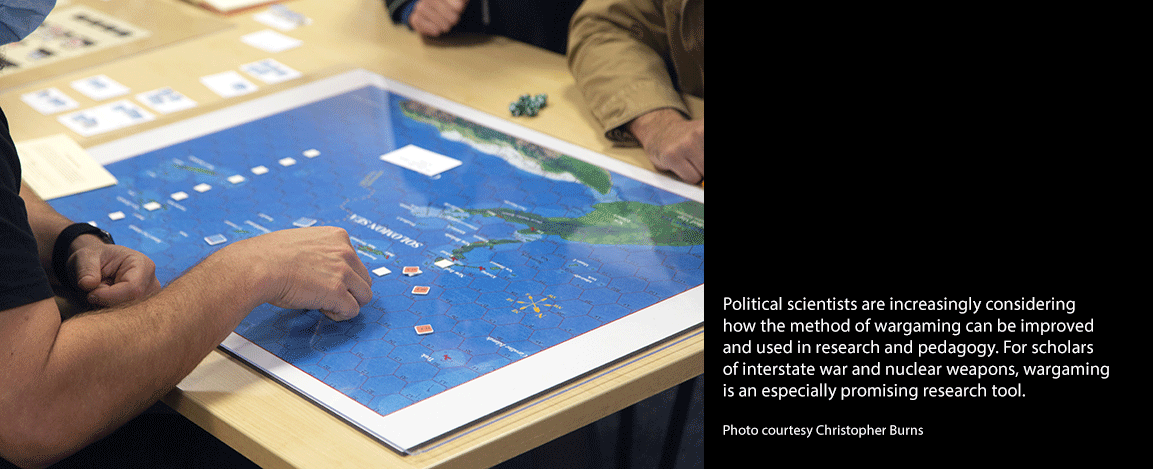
[0,108,55,311]
[385,0,417,24]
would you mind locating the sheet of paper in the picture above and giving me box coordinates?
[253,6,312,31]
[241,58,302,84]
[240,29,302,53]
[21,87,80,115]
[0,5,152,75]
[379,144,462,176]
[14,134,117,200]
[70,75,130,101]
[183,0,276,14]
[200,71,258,98]
[56,100,156,137]
[136,87,198,114]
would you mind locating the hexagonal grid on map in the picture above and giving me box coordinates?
[49,85,704,420]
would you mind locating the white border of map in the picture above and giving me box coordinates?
[84,69,704,453]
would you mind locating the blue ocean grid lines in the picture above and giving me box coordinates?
[49,85,704,418]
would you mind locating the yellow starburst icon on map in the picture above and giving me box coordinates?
[508,294,561,316]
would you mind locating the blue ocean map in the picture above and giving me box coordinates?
[49,85,705,417]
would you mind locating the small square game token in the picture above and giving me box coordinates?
[143,201,162,211]
[372,266,392,277]
[412,286,430,295]
[228,174,246,184]
[414,324,433,335]
[303,149,320,158]
[251,165,269,175]
[204,234,227,245]
[193,183,212,193]
[278,157,296,166]
[292,217,317,228]
[402,266,422,276]
[434,259,454,268]
[108,211,125,220]
[171,191,189,201]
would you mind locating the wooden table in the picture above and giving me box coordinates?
[1,1,704,467]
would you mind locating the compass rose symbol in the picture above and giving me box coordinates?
[508,293,561,317]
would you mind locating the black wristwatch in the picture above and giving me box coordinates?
[52,222,115,287]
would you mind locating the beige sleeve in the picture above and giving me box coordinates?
[567,0,689,144]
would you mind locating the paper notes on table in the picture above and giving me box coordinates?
[182,0,278,15]
[70,75,130,101]
[21,88,80,115]
[56,100,155,137]
[14,134,117,200]
[380,145,463,177]
[136,87,198,114]
[240,29,302,53]
[23,77,200,137]
[200,71,259,98]
[241,58,301,84]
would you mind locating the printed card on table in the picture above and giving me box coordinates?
[136,87,198,114]
[241,58,302,84]
[240,29,303,53]
[14,133,117,200]
[200,71,258,98]
[21,88,80,115]
[380,144,462,177]
[70,75,131,101]
[57,100,155,137]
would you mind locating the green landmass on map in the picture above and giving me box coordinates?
[357,244,385,256]
[448,238,521,258]
[173,164,217,176]
[400,100,613,194]
[452,201,703,259]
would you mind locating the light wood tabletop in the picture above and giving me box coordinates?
[1,1,704,467]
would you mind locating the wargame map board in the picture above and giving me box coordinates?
[49,69,705,453]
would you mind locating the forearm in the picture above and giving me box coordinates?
[624,108,704,183]
[0,246,268,468]
[567,0,687,140]
[626,108,687,149]
[3,226,367,467]
[17,181,73,281]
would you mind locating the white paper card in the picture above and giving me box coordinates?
[253,6,312,31]
[14,134,117,200]
[380,144,462,177]
[240,29,303,53]
[21,88,80,115]
[70,75,130,101]
[200,71,258,98]
[136,87,198,114]
[241,58,302,84]
[56,100,156,137]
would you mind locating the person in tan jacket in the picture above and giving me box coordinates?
[568,0,704,183]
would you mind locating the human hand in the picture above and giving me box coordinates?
[627,109,705,184]
[68,238,162,307]
[233,227,373,321]
[408,0,470,37]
